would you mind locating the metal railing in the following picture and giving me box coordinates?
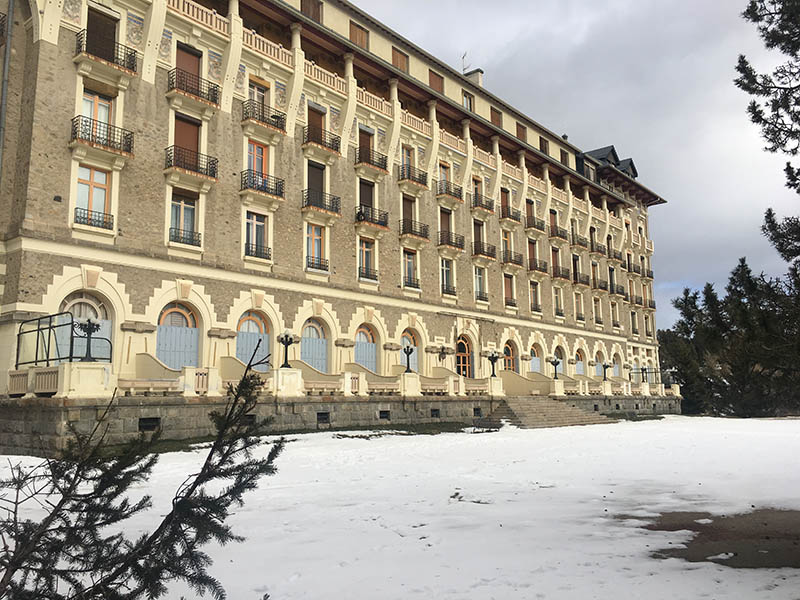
[472,241,496,259]
[645,269,654,279]
[648,299,657,309]
[307,255,329,271]
[169,227,201,246]
[398,164,427,186]
[15,312,112,369]
[632,264,643,275]
[612,320,621,328]
[531,303,542,313]
[165,145,218,178]
[70,116,134,154]
[75,29,138,72]
[502,250,523,266]
[528,258,548,273]
[576,312,585,321]
[74,207,113,230]
[471,193,494,212]
[614,284,626,296]
[168,68,220,104]
[612,249,623,261]
[436,180,463,200]
[573,273,590,286]
[442,283,457,296]
[549,226,568,240]
[355,147,388,170]
[595,279,609,291]
[571,234,588,248]
[404,275,421,289]
[525,216,546,231]
[595,316,604,325]
[241,100,286,131]
[245,243,272,260]
[303,126,341,152]
[438,230,465,249]
[240,170,285,197]
[303,189,341,214]
[355,204,389,227]
[590,242,607,255]
[632,326,639,335]
[475,290,489,302]
[500,205,521,222]
[553,266,571,280]
[400,219,429,238]
[634,295,644,306]
[505,297,517,307]
[358,266,378,281]
[555,307,565,317]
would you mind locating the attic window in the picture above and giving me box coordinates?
[301,0,322,23]
[490,107,502,127]
[350,21,369,50]
[539,136,549,155]
[429,70,444,93]
[560,149,569,167]
[392,47,408,73]
[516,122,527,142]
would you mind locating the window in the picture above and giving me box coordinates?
[170,192,196,234]
[248,81,269,106]
[401,145,414,167]
[516,122,527,142]
[403,250,418,287]
[586,164,596,182]
[392,47,408,72]
[301,0,322,23]
[359,237,375,278]
[462,90,474,111]
[631,311,638,332]
[82,91,112,124]
[473,219,484,244]
[474,266,486,299]
[307,223,324,260]
[504,274,514,305]
[429,70,444,94]
[439,162,450,182]
[456,335,472,378]
[441,258,454,293]
[490,107,503,127]
[530,281,540,310]
[554,288,563,316]
[245,211,268,257]
[472,176,482,197]
[611,302,619,325]
[85,8,118,62]
[527,239,537,263]
[539,136,549,155]
[502,230,511,254]
[349,21,369,49]
[248,140,268,175]
[575,292,584,320]
[359,178,374,208]
[77,166,110,216]
[503,342,518,372]
[594,297,602,323]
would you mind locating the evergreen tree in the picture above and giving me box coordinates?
[0,349,282,599]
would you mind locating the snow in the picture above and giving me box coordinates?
[8,416,800,599]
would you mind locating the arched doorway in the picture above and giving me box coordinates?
[236,311,270,372]
[455,335,473,378]
[354,324,378,373]
[301,318,328,373]
[575,350,586,376]
[503,341,518,373]
[613,353,621,378]
[401,329,419,372]
[554,346,565,375]
[595,352,604,377]
[530,344,542,373]
[156,302,199,370]
[58,291,113,362]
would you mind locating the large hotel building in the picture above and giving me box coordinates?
[0,0,679,442]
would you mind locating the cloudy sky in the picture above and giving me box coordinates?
[356,0,797,328]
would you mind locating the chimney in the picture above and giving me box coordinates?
[464,68,484,88]
[561,134,569,141]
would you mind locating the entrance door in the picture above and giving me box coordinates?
[86,9,117,62]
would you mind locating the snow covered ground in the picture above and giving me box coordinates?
[10,416,800,599]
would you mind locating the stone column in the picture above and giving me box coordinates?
[385,78,401,167]
[425,100,440,177]
[339,53,358,159]
[284,23,306,134]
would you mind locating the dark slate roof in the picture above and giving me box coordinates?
[618,158,638,179]
[585,145,620,165]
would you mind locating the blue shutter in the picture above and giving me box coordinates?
[236,331,271,372]
[156,325,199,370]
[354,341,377,373]
[530,356,541,373]
[301,336,328,373]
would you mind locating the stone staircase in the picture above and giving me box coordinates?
[478,396,616,429]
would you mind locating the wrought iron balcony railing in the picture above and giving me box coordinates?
[302,189,341,214]
[573,273,590,286]
[164,145,218,178]
[612,320,621,328]
[168,68,220,104]
[442,283,457,296]
[240,170,285,197]
[644,268,654,279]
[355,204,389,227]
[648,299,657,309]
[500,205,522,223]
[590,242,607,255]
[75,29,138,72]
[502,250,524,266]
[475,290,489,302]
[400,219,429,239]
[528,258,548,273]
[571,234,589,248]
[632,264,643,275]
[398,164,427,186]
[307,255,329,271]
[555,307,565,317]
[70,116,134,154]
[355,147,388,170]
[245,243,272,260]
[303,126,341,152]
[169,227,201,247]
[595,316,604,325]
[74,207,113,230]
[358,266,379,281]
[595,279,609,291]
[549,225,568,241]
[472,241,496,259]
[634,295,644,306]
[505,297,517,307]
[438,230,465,249]
[436,179,463,200]
[404,275,421,289]
[553,266,571,280]
[241,100,287,131]
[612,249,623,261]
[525,216,546,232]
[531,303,542,313]
[576,312,585,321]
[614,284,626,296]
[471,193,494,212]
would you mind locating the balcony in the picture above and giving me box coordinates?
[398,164,428,195]
[354,205,389,238]
[358,266,379,282]
[611,249,623,262]
[592,279,609,291]
[472,241,497,265]
[528,258,548,274]
[549,226,569,242]
[576,312,585,322]
[437,230,465,252]
[355,148,389,179]
[573,273,590,287]
[302,126,341,164]
[404,275,421,290]
[634,295,644,306]
[436,180,463,210]
[302,189,341,225]
[505,297,517,308]
[499,206,522,230]
[166,68,220,119]
[240,170,285,211]
[613,284,626,296]
[399,219,430,249]
[164,146,218,191]
[632,264,643,275]
[471,193,494,217]
[241,100,286,145]
[245,242,272,261]
[475,290,489,303]
[74,29,138,90]
[644,268,654,279]
[307,256,329,272]
[555,308,565,318]
[553,266,571,280]
[525,216,546,234]
[169,227,201,247]
[501,250,524,272]
[648,299,657,309]
[442,283,457,296]
[595,317,604,326]
[531,303,542,313]
[69,116,133,168]
[74,207,113,231]
[589,242,607,256]
[571,234,588,249]
[612,320,621,329]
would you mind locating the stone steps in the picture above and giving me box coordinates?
[478,396,617,429]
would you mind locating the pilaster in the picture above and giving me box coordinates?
[425,100,440,176]
[564,174,573,225]
[339,53,357,159]
[385,78,401,168]
[459,119,473,191]
[582,187,592,237]
[284,23,306,135]
[489,135,501,199]
[518,150,528,209]
[141,0,168,84]
[220,13,243,113]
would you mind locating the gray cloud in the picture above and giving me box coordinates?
[356,0,797,327]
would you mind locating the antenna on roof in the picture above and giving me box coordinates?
[461,52,471,74]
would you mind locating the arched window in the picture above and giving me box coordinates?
[632,360,640,383]
[595,352,604,377]
[401,329,419,372]
[236,311,270,372]
[301,318,328,373]
[156,302,199,370]
[60,291,110,322]
[354,324,378,373]
[613,353,621,378]
[58,291,113,362]
[575,350,585,376]
[456,335,473,378]
[530,344,542,373]
[554,346,565,374]
[503,341,518,373]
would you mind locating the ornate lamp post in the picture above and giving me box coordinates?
[277,330,296,369]
[487,350,500,378]
[640,366,648,384]
[602,362,612,381]
[402,345,414,373]
[548,356,561,380]
[75,318,101,362]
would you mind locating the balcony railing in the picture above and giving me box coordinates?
[623,292,631,303]
[471,193,494,212]
[168,68,220,104]
[475,290,489,303]
[632,264,643,275]
[500,205,522,223]
[612,320,621,328]
[549,226,568,241]
[571,234,588,248]
[525,216,546,232]
[505,297,517,308]
[528,258,548,273]
[355,147,388,170]
[70,116,134,154]
[645,329,653,337]
[241,100,286,131]
[245,243,272,260]
[169,227,201,247]
[612,249,623,261]
[358,266,379,281]
[303,126,341,152]
[596,279,609,291]
[590,242,607,255]
[307,256,329,271]
[645,269,654,279]
[553,266,571,280]
[614,284,626,296]
[240,170,285,197]
[442,283,457,296]
[400,219,429,239]
[573,273,590,286]
[648,299,657,309]
[74,207,113,230]
[575,312,584,321]
[164,146,218,178]
[303,189,341,214]
[632,326,639,335]
[595,316,604,325]
[438,230,465,249]
[436,180,463,200]
[75,29,138,72]
[531,303,542,313]
[398,164,427,186]
[502,250,523,266]
[555,308,565,317]
[404,275,421,289]
[634,295,644,306]
[355,205,389,227]
[472,241,497,259]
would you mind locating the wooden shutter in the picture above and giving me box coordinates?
[392,47,408,72]
[359,180,374,207]
[86,9,117,62]
[359,129,372,151]
[307,161,325,193]
[301,0,322,23]
[429,70,444,93]
[350,21,368,49]
[490,107,502,127]
[307,107,324,132]
[516,123,526,142]
[440,208,451,232]
[176,44,201,76]
[403,196,414,221]
[174,115,199,152]
[504,275,513,299]
[539,137,549,154]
